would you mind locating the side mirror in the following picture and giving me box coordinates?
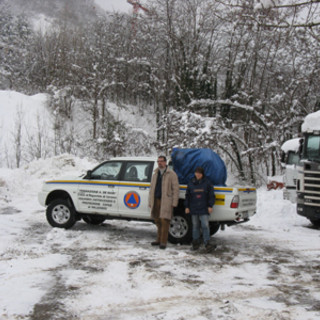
[298,138,304,157]
[86,170,92,179]
[280,151,286,164]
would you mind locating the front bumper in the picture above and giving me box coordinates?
[297,204,320,221]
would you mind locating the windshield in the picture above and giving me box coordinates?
[304,135,320,162]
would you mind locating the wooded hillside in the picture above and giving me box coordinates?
[1,0,319,184]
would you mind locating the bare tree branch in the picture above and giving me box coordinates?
[271,0,320,9]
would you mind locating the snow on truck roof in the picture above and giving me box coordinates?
[302,110,320,132]
[281,138,300,153]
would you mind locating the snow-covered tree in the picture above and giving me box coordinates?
[0,8,33,90]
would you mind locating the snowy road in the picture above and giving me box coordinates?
[1,157,320,319]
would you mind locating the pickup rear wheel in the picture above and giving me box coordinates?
[209,222,220,235]
[46,199,77,229]
[168,213,192,244]
[82,215,106,225]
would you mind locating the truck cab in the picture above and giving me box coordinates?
[296,111,320,226]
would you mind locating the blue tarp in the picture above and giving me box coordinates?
[171,148,227,186]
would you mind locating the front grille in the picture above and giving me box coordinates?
[303,168,320,206]
[305,179,320,186]
[305,173,320,178]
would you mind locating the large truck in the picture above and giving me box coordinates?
[280,138,301,203]
[296,110,320,226]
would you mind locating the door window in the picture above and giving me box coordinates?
[123,162,153,182]
[91,161,122,180]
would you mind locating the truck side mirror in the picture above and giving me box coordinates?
[298,138,304,157]
[280,151,286,164]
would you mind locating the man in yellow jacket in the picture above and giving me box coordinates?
[148,156,180,249]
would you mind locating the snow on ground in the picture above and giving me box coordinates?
[1,155,320,320]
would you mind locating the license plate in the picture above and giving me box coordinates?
[241,199,255,206]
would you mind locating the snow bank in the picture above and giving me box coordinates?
[301,110,320,132]
[0,90,51,168]
[253,188,302,231]
[0,89,157,169]
[0,154,96,205]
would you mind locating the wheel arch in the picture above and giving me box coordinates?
[46,190,75,209]
[174,198,185,215]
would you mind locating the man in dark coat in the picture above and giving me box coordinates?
[185,167,215,250]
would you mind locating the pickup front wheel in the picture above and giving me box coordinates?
[46,199,77,229]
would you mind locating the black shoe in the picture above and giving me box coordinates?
[159,244,166,249]
[205,243,217,252]
[191,240,200,251]
[151,241,160,246]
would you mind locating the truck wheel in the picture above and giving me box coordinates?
[310,219,320,227]
[46,199,77,229]
[210,222,220,235]
[168,213,192,244]
[82,215,106,225]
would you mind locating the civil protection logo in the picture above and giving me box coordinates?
[124,191,141,209]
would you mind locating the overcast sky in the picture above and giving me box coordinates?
[95,0,135,13]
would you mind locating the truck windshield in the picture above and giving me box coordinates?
[305,135,320,162]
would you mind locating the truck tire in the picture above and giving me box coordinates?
[168,213,192,244]
[82,214,106,225]
[46,199,77,229]
[310,219,320,227]
[209,222,220,235]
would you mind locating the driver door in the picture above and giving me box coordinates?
[77,161,123,215]
[118,161,153,219]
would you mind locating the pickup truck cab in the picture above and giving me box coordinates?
[38,157,257,243]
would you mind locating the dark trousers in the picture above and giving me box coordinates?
[153,198,170,245]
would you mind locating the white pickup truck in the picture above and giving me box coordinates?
[38,157,257,243]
